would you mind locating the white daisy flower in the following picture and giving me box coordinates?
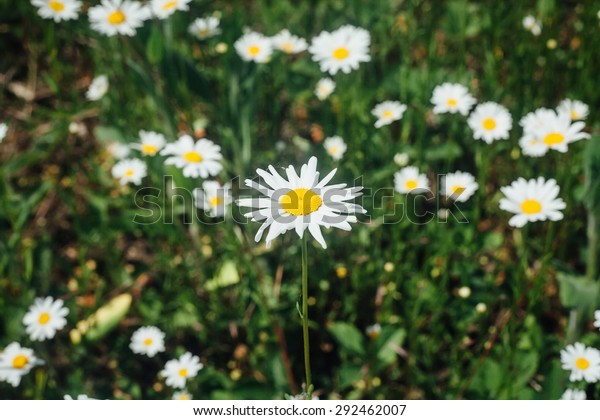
[193,180,233,217]
[111,158,147,186]
[530,110,590,153]
[0,123,8,143]
[393,166,429,194]
[441,171,478,202]
[365,324,381,340]
[520,108,555,134]
[522,15,542,36]
[0,342,39,387]
[394,152,409,167]
[64,394,96,400]
[161,352,203,389]
[271,29,308,54]
[237,156,366,249]
[172,390,192,400]
[561,342,600,383]
[160,135,223,179]
[234,31,273,63]
[188,17,220,40]
[86,75,109,101]
[467,102,512,144]
[31,0,82,22]
[594,310,600,330]
[519,135,548,157]
[323,136,347,161]
[308,25,371,75]
[314,78,335,100]
[129,326,166,357]
[372,101,407,128]
[430,82,477,116]
[88,0,151,37]
[499,177,565,228]
[150,0,190,19]
[557,99,589,121]
[131,130,166,156]
[561,389,586,400]
[22,297,69,341]
[107,142,130,160]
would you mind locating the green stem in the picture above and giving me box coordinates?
[301,235,312,396]
[587,212,597,282]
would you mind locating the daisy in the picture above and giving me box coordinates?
[0,342,39,387]
[314,78,335,100]
[372,101,407,128]
[111,158,147,185]
[161,352,203,389]
[271,29,308,54]
[107,142,130,160]
[160,135,223,179]
[234,31,273,63]
[499,177,565,228]
[467,102,512,144]
[308,25,371,75]
[0,123,7,143]
[129,326,166,357]
[150,0,190,19]
[519,108,555,134]
[22,297,69,341]
[188,17,220,40]
[237,156,366,249]
[365,324,381,340]
[64,395,96,400]
[193,180,233,217]
[561,342,600,383]
[441,171,478,203]
[594,310,600,330]
[557,99,589,121]
[173,390,192,400]
[323,136,347,161]
[519,135,548,157]
[31,0,82,22]
[530,110,590,153]
[560,389,586,400]
[86,75,109,101]
[431,82,477,116]
[393,166,429,194]
[522,15,542,36]
[131,130,166,156]
[88,0,151,37]
[394,152,409,167]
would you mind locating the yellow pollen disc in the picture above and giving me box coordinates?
[38,312,51,325]
[209,196,223,207]
[178,368,188,377]
[248,45,260,56]
[108,10,126,25]
[280,188,323,216]
[143,338,153,346]
[482,118,496,130]
[405,180,418,190]
[282,42,294,53]
[369,331,380,340]
[183,151,203,163]
[49,1,65,12]
[447,98,457,106]
[142,144,158,155]
[451,185,465,195]
[12,355,28,369]
[543,132,565,146]
[576,357,590,370]
[179,395,189,400]
[124,169,134,177]
[570,111,578,120]
[328,146,338,155]
[162,1,177,10]
[332,47,349,60]
[382,110,393,118]
[521,199,542,215]
[336,267,347,278]
[198,29,209,36]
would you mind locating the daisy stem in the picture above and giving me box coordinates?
[301,234,312,396]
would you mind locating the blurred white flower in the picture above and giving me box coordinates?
[31,0,82,22]
[323,136,347,161]
[0,122,8,143]
[111,158,147,185]
[561,342,600,383]
[522,15,542,36]
[194,180,233,217]
[394,166,429,194]
[188,17,220,40]
[172,390,192,400]
[160,135,223,179]
[393,152,409,167]
[314,78,335,100]
[271,29,308,54]
[431,83,476,116]
[88,0,151,37]
[372,101,407,128]
[150,0,190,19]
[234,31,273,63]
[86,75,109,101]
[130,326,166,357]
[0,342,39,387]
[594,310,600,331]
[309,25,371,75]
[365,324,381,340]
[457,287,471,298]
[161,352,203,389]
[23,297,69,341]
[107,141,130,160]
[557,99,589,121]
[527,110,590,154]
[64,394,96,400]
[131,130,166,156]
[467,102,512,144]
[441,171,478,203]
[560,389,586,400]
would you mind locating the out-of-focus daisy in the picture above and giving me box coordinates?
[107,142,130,160]
[132,130,166,156]
[530,110,590,153]
[499,177,565,228]
[441,171,478,202]
[188,17,220,40]
[561,389,586,400]
[150,0,190,19]
[394,166,429,194]
[193,181,233,217]
[365,324,381,340]
[0,123,7,143]
[173,390,192,400]
[309,25,371,75]
[237,156,366,249]
[323,136,347,161]
[22,297,69,342]
[394,152,409,167]
[160,135,223,179]
[86,75,109,101]
[519,135,548,157]
[111,158,147,186]
[0,342,39,387]
[31,0,82,22]
[314,78,335,100]
[129,326,166,357]
[271,29,308,54]
[234,31,273,63]
[467,102,512,144]
[64,394,96,400]
[522,15,542,36]
[88,0,151,37]
[594,310,600,331]
[431,83,477,116]
[561,342,600,383]
[161,352,203,389]
[520,108,555,134]
[557,99,589,121]
[372,101,407,128]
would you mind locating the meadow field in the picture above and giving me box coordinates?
[1,0,599,400]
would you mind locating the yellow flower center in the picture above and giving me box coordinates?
[482,118,496,130]
[405,180,418,190]
[368,331,380,340]
[162,1,177,10]
[49,1,65,12]
[178,394,189,400]
[280,188,323,216]
[451,185,465,195]
[332,47,349,60]
[12,355,28,369]
[178,368,188,377]
[198,29,210,37]
[447,98,457,106]
[576,357,590,370]
[144,338,153,346]
[521,199,542,215]
[570,110,578,120]
[382,110,393,118]
[209,196,223,208]
[543,132,565,145]
[142,144,158,155]
[336,267,347,278]
[282,42,294,53]
[108,10,126,25]
[328,146,339,155]
[38,312,51,325]
[248,46,260,56]
[125,169,134,177]
[183,151,203,163]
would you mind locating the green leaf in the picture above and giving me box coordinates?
[424,142,463,162]
[205,260,240,291]
[146,26,164,64]
[75,294,132,342]
[328,322,366,356]
[376,328,406,366]
[557,272,599,316]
